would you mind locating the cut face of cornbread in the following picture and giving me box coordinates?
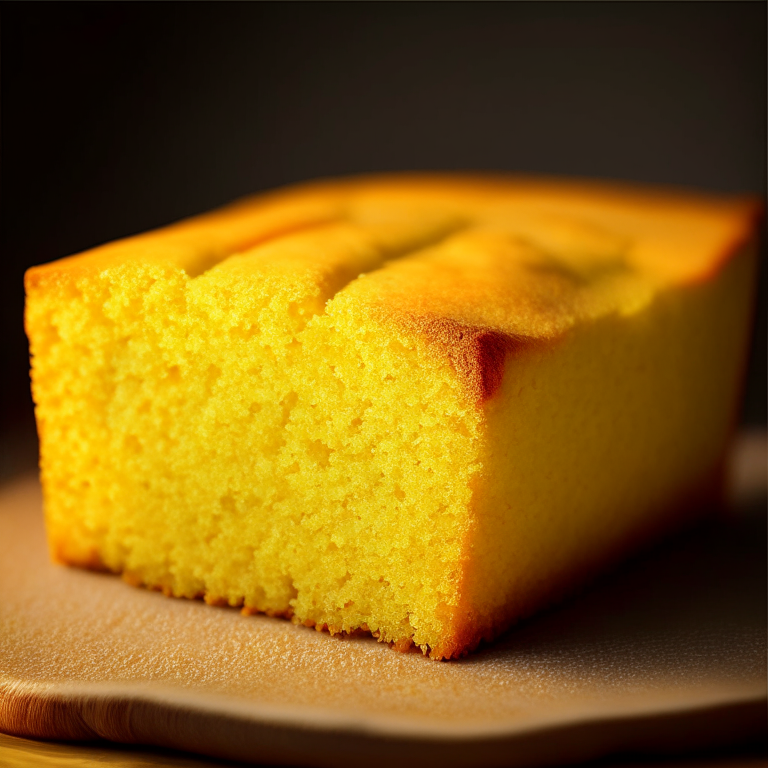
[25,176,759,659]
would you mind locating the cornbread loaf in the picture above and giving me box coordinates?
[25,175,759,659]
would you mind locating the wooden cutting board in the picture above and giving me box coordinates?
[1,435,766,768]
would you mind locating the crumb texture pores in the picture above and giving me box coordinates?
[25,175,759,659]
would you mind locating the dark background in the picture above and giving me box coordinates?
[2,2,766,480]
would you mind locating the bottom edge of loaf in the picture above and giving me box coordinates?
[47,462,726,661]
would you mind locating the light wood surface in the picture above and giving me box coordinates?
[0,434,765,767]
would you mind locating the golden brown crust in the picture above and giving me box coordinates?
[395,315,531,404]
[681,200,764,287]
[419,321,521,404]
[49,538,112,574]
[26,173,761,286]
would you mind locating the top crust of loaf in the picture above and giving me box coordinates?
[26,174,761,405]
